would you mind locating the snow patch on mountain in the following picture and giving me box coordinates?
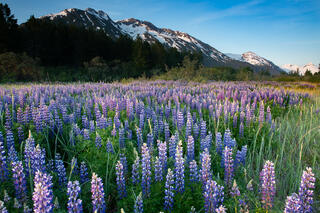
[281,63,318,75]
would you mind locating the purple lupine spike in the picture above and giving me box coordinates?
[239,122,244,138]
[223,146,234,187]
[185,119,192,140]
[175,141,185,193]
[168,135,176,159]
[235,145,247,168]
[95,132,102,149]
[158,140,167,175]
[116,161,127,199]
[0,131,3,142]
[31,144,46,175]
[284,193,301,213]
[200,149,212,186]
[119,153,128,175]
[164,121,170,142]
[200,120,206,140]
[6,130,14,150]
[11,161,27,202]
[55,154,67,186]
[187,135,194,161]
[119,128,125,149]
[164,168,175,212]
[83,129,90,140]
[259,101,265,125]
[5,107,12,130]
[17,127,24,143]
[0,200,8,213]
[132,156,140,185]
[80,161,89,184]
[266,106,272,124]
[230,180,240,197]
[90,120,96,133]
[146,133,153,149]
[141,143,151,197]
[193,122,199,140]
[215,132,223,155]
[298,167,315,213]
[136,127,143,151]
[203,180,224,213]
[154,157,162,182]
[0,141,8,181]
[7,143,18,163]
[67,181,83,213]
[260,160,276,211]
[106,140,114,154]
[32,170,54,213]
[177,110,184,131]
[134,192,143,213]
[189,160,199,183]
[91,173,106,213]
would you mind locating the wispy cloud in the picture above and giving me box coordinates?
[190,0,263,24]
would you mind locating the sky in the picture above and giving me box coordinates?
[3,0,320,66]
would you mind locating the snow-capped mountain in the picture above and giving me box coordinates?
[39,8,283,74]
[226,51,285,75]
[40,8,123,39]
[281,63,319,75]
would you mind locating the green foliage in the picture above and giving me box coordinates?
[0,52,43,82]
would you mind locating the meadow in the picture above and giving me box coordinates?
[0,81,319,213]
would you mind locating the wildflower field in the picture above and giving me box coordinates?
[0,81,319,212]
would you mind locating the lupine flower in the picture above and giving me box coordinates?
[18,126,24,143]
[55,154,67,186]
[164,168,175,211]
[136,127,143,151]
[31,144,46,175]
[177,110,184,131]
[175,141,185,193]
[0,200,8,213]
[223,146,234,187]
[215,205,227,213]
[239,122,244,138]
[168,135,176,159]
[259,101,265,125]
[8,145,19,163]
[200,120,206,139]
[11,161,27,202]
[32,170,54,213]
[80,161,89,184]
[260,160,276,210]
[146,133,153,150]
[14,197,22,209]
[106,140,114,154]
[4,190,11,202]
[132,155,140,185]
[193,122,199,140]
[6,130,14,149]
[284,193,301,213]
[67,181,83,213]
[235,145,247,168]
[120,153,128,175]
[215,132,223,155]
[141,143,151,197]
[298,167,315,213]
[5,107,12,130]
[157,140,167,176]
[189,160,199,183]
[54,197,60,209]
[203,180,224,213]
[116,161,127,199]
[91,173,106,213]
[119,128,125,149]
[154,157,162,182]
[95,132,102,149]
[134,192,143,213]
[0,141,8,181]
[83,129,90,140]
[230,180,240,197]
[200,149,212,186]
[187,135,194,161]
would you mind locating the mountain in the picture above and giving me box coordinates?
[39,8,283,74]
[226,51,285,75]
[40,8,123,39]
[281,63,319,75]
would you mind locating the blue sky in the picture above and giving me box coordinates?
[4,0,320,66]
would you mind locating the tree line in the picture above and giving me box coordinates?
[0,3,201,82]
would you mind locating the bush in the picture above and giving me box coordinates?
[0,52,43,82]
